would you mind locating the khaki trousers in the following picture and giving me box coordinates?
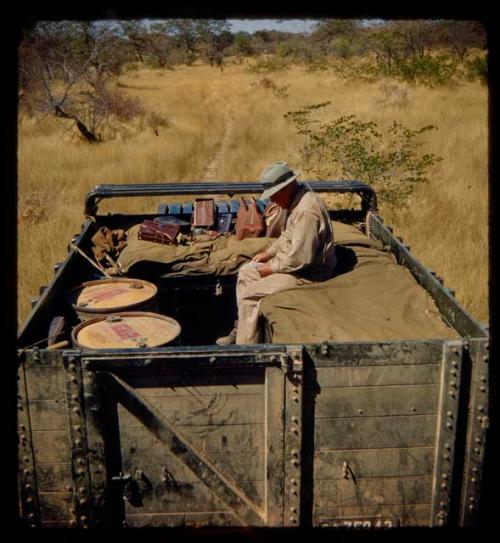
[235,263,309,344]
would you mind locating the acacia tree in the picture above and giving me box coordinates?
[19,21,143,142]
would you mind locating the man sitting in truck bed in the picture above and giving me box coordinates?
[216,161,337,345]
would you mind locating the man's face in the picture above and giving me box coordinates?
[270,183,295,209]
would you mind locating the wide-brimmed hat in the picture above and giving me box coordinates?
[260,161,301,200]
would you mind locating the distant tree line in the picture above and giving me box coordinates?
[18,19,487,141]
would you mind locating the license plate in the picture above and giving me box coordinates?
[318,517,397,528]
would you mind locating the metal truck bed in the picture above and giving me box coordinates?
[16,181,489,529]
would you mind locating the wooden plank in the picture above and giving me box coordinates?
[315,385,439,418]
[107,372,265,525]
[120,436,264,483]
[126,511,241,528]
[123,479,264,516]
[315,415,437,450]
[36,463,73,493]
[146,394,264,426]
[25,367,66,399]
[308,341,444,368]
[31,430,72,463]
[129,372,264,394]
[315,364,439,388]
[38,492,73,522]
[314,476,433,508]
[264,366,285,526]
[313,504,431,527]
[139,384,263,398]
[26,399,68,431]
[314,448,435,479]
[118,405,264,454]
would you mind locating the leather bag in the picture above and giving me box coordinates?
[235,197,265,240]
[263,201,287,238]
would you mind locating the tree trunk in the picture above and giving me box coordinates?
[54,106,99,143]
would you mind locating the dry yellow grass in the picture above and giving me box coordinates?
[17,61,488,327]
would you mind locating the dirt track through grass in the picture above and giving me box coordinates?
[202,85,235,181]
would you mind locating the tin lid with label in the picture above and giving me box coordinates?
[72,312,181,349]
[68,278,158,313]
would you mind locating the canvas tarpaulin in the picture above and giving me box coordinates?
[260,222,458,342]
[116,221,458,342]
[118,224,274,276]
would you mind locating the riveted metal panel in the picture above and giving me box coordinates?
[283,347,304,527]
[430,340,464,526]
[459,338,489,525]
[62,353,93,528]
[17,354,41,528]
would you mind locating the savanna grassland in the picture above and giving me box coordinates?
[17,60,488,328]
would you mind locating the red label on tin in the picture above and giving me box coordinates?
[110,323,141,339]
[86,287,129,302]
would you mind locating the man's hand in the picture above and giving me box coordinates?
[256,263,273,277]
[252,252,272,264]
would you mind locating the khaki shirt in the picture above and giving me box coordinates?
[267,185,337,281]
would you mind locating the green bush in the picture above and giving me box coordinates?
[465,56,488,83]
[391,55,458,87]
[284,102,443,207]
[245,55,290,73]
